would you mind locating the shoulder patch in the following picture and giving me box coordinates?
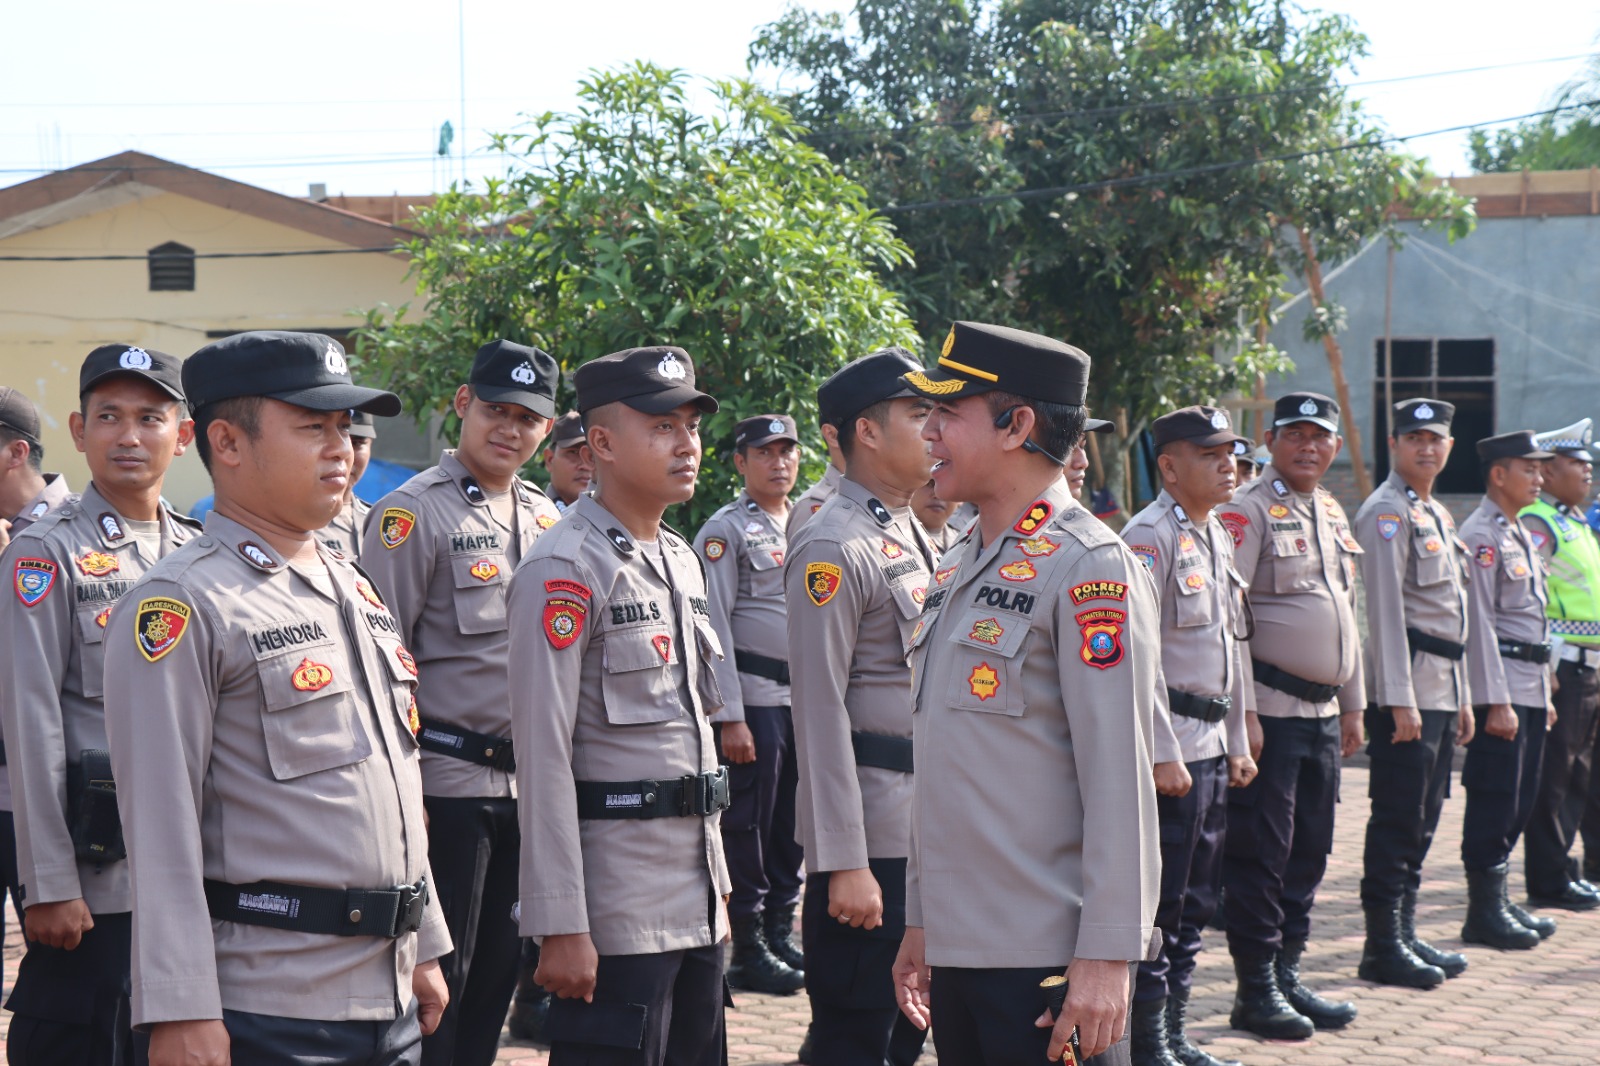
[135,597,192,662]
[1069,580,1128,605]
[1218,511,1248,549]
[1077,606,1126,669]
[1128,545,1157,570]
[1013,500,1052,536]
[13,558,57,606]
[805,562,842,606]
[866,498,893,525]
[703,537,727,562]
[543,595,587,649]
[379,508,416,549]
[1476,544,1496,568]
[1376,513,1401,541]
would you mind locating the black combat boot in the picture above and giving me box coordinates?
[1462,865,1541,950]
[507,941,550,1043]
[1130,996,1183,1066]
[1505,898,1557,940]
[1358,902,1446,988]
[1166,987,1242,1066]
[1400,889,1468,977]
[762,903,805,972]
[1276,939,1357,1028]
[1228,954,1314,1040]
[726,913,805,994]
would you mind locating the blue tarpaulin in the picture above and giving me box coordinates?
[188,457,419,521]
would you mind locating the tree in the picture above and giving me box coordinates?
[1469,55,1600,172]
[354,63,919,527]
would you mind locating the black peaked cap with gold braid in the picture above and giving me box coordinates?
[900,321,1090,407]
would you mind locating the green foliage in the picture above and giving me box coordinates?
[1468,58,1600,173]
[354,63,918,528]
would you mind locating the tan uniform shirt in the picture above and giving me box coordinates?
[1461,496,1551,708]
[319,494,371,560]
[906,481,1161,967]
[0,484,198,914]
[1219,466,1366,718]
[102,512,449,1025]
[1121,491,1252,764]
[786,476,934,873]
[786,464,842,540]
[361,451,562,798]
[1354,472,1471,711]
[694,491,790,721]
[508,494,730,955]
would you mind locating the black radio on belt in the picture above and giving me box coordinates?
[1498,640,1552,664]
[1406,627,1466,662]
[67,749,125,865]
[1165,688,1231,724]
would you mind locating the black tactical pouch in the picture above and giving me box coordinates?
[67,749,125,864]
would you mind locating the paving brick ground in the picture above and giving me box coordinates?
[5,762,1598,1064]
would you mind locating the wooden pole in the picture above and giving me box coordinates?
[1296,226,1373,497]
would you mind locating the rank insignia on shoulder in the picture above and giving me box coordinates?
[968,662,1000,701]
[28,501,47,519]
[543,597,588,649]
[1129,545,1157,570]
[356,579,385,608]
[969,617,1003,644]
[98,512,125,541]
[1268,504,1289,519]
[1271,478,1289,497]
[867,498,893,525]
[704,537,727,561]
[461,476,486,503]
[135,597,191,662]
[606,528,635,554]
[1184,572,1206,590]
[76,551,120,577]
[537,514,557,530]
[1013,500,1052,536]
[1076,607,1126,669]
[1069,580,1127,605]
[881,539,904,559]
[1218,512,1248,548]
[652,635,672,662]
[469,559,500,582]
[1476,545,1496,568]
[998,560,1036,582]
[744,498,761,514]
[397,646,418,676]
[379,508,416,550]
[805,562,843,606]
[13,558,57,606]
[239,542,277,569]
[1018,534,1060,558]
[1376,514,1401,541]
[290,658,334,692]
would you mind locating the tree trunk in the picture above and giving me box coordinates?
[1295,226,1372,498]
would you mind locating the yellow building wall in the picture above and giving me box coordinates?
[0,188,419,510]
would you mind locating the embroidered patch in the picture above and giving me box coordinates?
[1425,539,1441,553]
[1295,538,1307,553]
[935,566,958,585]
[95,607,111,629]
[1018,534,1060,557]
[469,559,500,582]
[881,539,904,559]
[1376,514,1401,541]
[1268,504,1290,519]
[968,662,1000,701]
[536,514,557,530]
[379,508,416,549]
[1474,544,1496,568]
[652,635,673,662]
[912,587,926,605]
[543,597,587,649]
[135,597,191,662]
[771,550,785,566]
[969,617,1004,645]
[290,658,335,692]
[13,558,57,606]
[805,562,842,606]
[1177,533,1196,553]
[239,542,277,569]
[98,512,125,541]
[1077,607,1126,669]
[1218,512,1248,548]
[1013,500,1052,536]
[76,551,119,577]
[745,520,765,534]
[407,698,421,735]
[1069,580,1128,605]
[810,504,822,515]
[397,646,418,676]
[998,560,1037,583]
[544,578,592,600]
[1129,544,1158,570]
[356,579,385,608]
[1184,572,1206,590]
[704,537,727,561]
[1530,529,1550,552]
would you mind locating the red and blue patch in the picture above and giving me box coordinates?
[13,558,56,606]
[1376,513,1402,541]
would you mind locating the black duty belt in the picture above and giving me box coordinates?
[575,768,730,820]
[204,876,428,938]
[1498,640,1552,664]
[416,718,515,772]
[851,731,914,774]
[734,649,790,685]
[1166,688,1232,724]
[1252,659,1342,705]
[0,738,7,766]
[1406,627,1466,662]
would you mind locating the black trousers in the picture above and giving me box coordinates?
[6,909,132,1066]
[421,795,522,1066]
[930,963,1135,1066]
[545,945,725,1066]
[135,1002,423,1066]
[717,706,804,919]
[1462,704,1548,872]
[0,811,19,987]
[1360,706,1457,906]
[1137,755,1227,1004]
[1525,660,1600,894]
[1223,715,1340,959]
[802,858,926,1066]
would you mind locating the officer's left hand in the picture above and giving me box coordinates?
[1549,702,1559,730]
[1153,761,1192,797]
[718,722,757,764]
[1339,711,1363,757]
[1456,705,1475,746]
[413,959,449,1036]
[1227,755,1257,788]
[892,926,932,1030]
[1035,957,1128,1060]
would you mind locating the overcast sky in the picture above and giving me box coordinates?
[3,0,1594,207]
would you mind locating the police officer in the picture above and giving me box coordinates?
[542,411,594,511]
[1121,407,1257,1066]
[1066,418,1114,501]
[693,414,806,996]
[361,339,562,1066]
[0,345,199,1065]
[910,480,972,557]
[319,409,375,558]
[787,348,934,1066]
[507,346,730,1066]
[1459,431,1559,949]
[1215,392,1362,1040]
[1234,441,1259,486]
[1521,418,1600,908]
[1352,398,1474,988]
[102,330,451,1066]
[891,322,1160,1066]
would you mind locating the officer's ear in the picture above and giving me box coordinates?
[451,385,474,421]
[993,404,1037,454]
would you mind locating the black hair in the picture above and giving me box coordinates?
[837,400,894,460]
[193,396,264,473]
[983,391,1086,462]
[0,426,42,471]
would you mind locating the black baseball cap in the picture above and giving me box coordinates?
[901,322,1090,407]
[735,414,798,449]
[1393,397,1454,437]
[818,348,921,428]
[1085,417,1113,434]
[0,387,41,445]
[548,411,585,449]
[470,340,559,419]
[574,346,717,416]
[349,409,377,439]
[81,344,185,404]
[1477,430,1553,463]
[183,331,401,415]
[1152,405,1248,450]
[1273,391,1340,432]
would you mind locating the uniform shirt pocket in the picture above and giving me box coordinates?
[450,554,509,635]
[75,605,112,698]
[747,546,785,596]
[600,625,685,726]
[691,617,725,714]
[1411,534,1453,586]
[947,607,1030,717]
[255,641,372,780]
[1173,572,1216,628]
[1269,533,1316,594]
[373,636,421,747]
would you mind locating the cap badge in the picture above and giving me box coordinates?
[657,352,687,381]
[324,343,348,376]
[511,360,537,385]
[1210,411,1229,430]
[1298,398,1318,416]
[769,419,786,434]
[1414,403,1434,420]
[119,347,152,370]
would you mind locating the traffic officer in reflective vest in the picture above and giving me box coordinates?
[1352,398,1473,989]
[507,346,731,1066]
[102,330,450,1066]
[694,414,806,996]
[787,347,935,1066]
[1521,418,1600,908]
[892,322,1160,1066]
[542,411,594,512]
[1121,406,1257,1066]
[1215,392,1362,1041]
[0,344,199,1065]
[1459,430,1558,949]
[361,339,562,1066]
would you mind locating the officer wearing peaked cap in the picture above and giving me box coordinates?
[360,338,563,1066]
[788,386,850,541]
[319,410,377,559]
[893,322,1161,1066]
[100,331,453,1066]
[0,344,199,1066]
[506,346,731,1066]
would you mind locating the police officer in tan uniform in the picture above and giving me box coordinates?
[910,480,973,557]
[1459,430,1558,950]
[507,346,730,1066]
[319,409,375,558]
[891,322,1160,1066]
[787,403,846,540]
[1353,398,1474,989]
[102,330,451,1066]
[1215,392,1362,1041]
[360,339,562,1065]
[0,344,199,1065]
[786,348,934,1066]
[542,411,594,511]
[1121,407,1256,1066]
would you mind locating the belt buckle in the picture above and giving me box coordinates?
[393,879,426,936]
[677,774,698,817]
